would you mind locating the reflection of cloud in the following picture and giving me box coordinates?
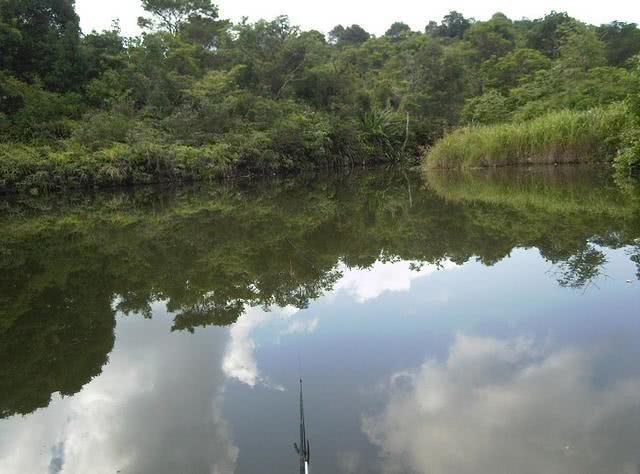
[284,317,319,335]
[223,305,308,389]
[335,260,457,303]
[364,335,640,474]
[223,258,457,389]
[223,306,269,387]
[0,308,238,474]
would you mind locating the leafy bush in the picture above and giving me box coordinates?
[461,90,512,125]
[70,107,136,151]
[0,73,83,143]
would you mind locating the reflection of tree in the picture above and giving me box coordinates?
[169,297,245,332]
[426,166,640,287]
[0,276,115,418]
[553,244,608,290]
[1,168,639,417]
[628,241,640,280]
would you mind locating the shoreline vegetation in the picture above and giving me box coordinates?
[1,2,640,194]
[422,105,631,171]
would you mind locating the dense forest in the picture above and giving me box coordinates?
[1,0,640,192]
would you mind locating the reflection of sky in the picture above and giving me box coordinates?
[222,260,457,389]
[222,247,639,473]
[0,303,238,474]
[1,247,638,473]
[363,334,640,474]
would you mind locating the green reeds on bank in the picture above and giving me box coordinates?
[423,104,629,170]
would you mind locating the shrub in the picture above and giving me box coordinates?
[460,90,512,125]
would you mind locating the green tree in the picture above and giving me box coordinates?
[482,48,551,91]
[0,0,86,91]
[82,22,127,82]
[385,22,411,40]
[465,13,516,60]
[138,0,219,34]
[526,11,575,57]
[437,11,472,39]
[461,89,511,124]
[597,21,640,67]
[559,24,606,73]
[329,24,370,46]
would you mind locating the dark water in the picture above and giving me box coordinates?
[1,167,639,474]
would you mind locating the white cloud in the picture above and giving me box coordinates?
[363,335,640,474]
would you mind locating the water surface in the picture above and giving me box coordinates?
[1,167,639,474]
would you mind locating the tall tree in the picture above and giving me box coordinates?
[328,24,370,46]
[559,24,606,73]
[385,22,411,40]
[437,11,472,39]
[466,13,516,60]
[138,0,219,35]
[0,0,85,91]
[526,11,574,58]
[598,21,640,67]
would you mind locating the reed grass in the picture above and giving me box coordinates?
[423,104,629,170]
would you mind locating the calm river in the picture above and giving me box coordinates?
[1,166,639,473]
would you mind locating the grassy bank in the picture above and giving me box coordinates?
[0,143,241,194]
[422,105,630,170]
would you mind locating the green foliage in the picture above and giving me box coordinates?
[509,66,634,120]
[359,108,406,159]
[614,127,640,176]
[461,90,511,125]
[0,72,82,142]
[558,24,607,73]
[433,11,472,39]
[525,11,575,57]
[0,141,235,193]
[138,0,220,34]
[329,24,370,46]
[598,21,640,67]
[385,22,411,40]
[70,105,137,151]
[482,48,551,91]
[465,13,516,60]
[0,0,85,91]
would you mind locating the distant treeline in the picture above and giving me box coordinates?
[1,1,640,192]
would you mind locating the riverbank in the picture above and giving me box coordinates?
[0,141,373,195]
[422,104,634,172]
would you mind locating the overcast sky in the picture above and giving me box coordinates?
[76,0,640,37]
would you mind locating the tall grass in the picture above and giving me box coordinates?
[423,104,629,170]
